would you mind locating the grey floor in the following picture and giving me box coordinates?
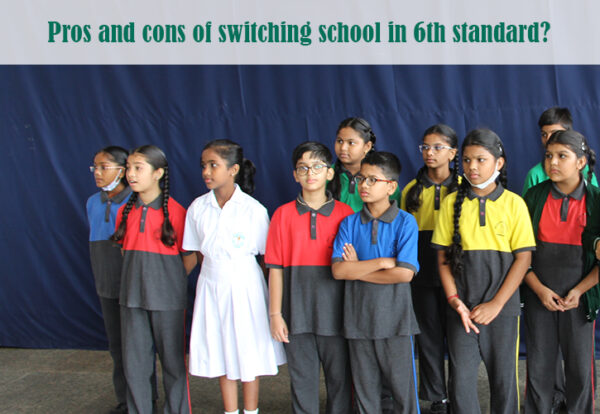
[0,348,596,413]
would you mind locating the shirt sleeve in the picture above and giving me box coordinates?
[431,195,455,249]
[182,201,202,252]
[254,204,270,255]
[395,214,419,273]
[509,196,536,253]
[264,206,283,268]
[332,216,352,263]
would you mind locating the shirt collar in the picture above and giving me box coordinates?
[466,183,504,201]
[360,200,400,224]
[550,177,585,200]
[295,191,335,216]
[135,193,163,210]
[209,184,244,209]
[100,186,132,203]
[421,172,455,188]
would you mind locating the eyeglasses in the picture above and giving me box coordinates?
[355,175,395,187]
[418,144,454,153]
[295,164,328,176]
[89,165,123,173]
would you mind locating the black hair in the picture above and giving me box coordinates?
[538,107,573,130]
[405,124,459,213]
[446,129,507,278]
[95,146,129,185]
[361,151,401,182]
[330,117,377,199]
[203,139,256,194]
[292,141,333,167]
[546,129,596,184]
[111,145,176,247]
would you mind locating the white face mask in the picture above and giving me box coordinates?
[464,161,501,190]
[102,171,123,192]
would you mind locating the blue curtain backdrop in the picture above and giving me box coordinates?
[1,65,600,352]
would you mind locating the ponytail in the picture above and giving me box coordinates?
[445,179,469,278]
[160,166,176,246]
[111,192,138,243]
[237,158,256,195]
[405,166,427,213]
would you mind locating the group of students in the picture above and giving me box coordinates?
[86,109,600,414]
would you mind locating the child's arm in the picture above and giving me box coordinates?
[268,267,289,343]
[470,250,531,324]
[332,243,396,281]
[561,266,600,310]
[524,269,565,312]
[182,253,198,275]
[438,250,480,334]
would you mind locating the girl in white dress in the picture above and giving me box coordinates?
[183,139,286,414]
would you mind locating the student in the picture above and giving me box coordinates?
[431,129,536,414]
[522,130,600,413]
[329,117,401,212]
[332,151,421,414]
[183,139,285,414]
[266,141,354,414]
[400,124,459,414]
[112,145,196,414]
[522,107,597,196]
[87,146,132,414]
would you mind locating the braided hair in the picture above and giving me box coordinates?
[110,145,176,247]
[405,124,459,213]
[203,139,256,194]
[446,129,507,278]
[546,129,596,184]
[330,117,377,200]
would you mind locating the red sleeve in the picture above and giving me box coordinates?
[265,205,284,267]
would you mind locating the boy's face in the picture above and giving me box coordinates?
[293,151,334,193]
[357,163,397,204]
[540,123,566,146]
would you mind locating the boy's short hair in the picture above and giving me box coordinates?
[361,151,401,181]
[538,107,573,130]
[292,141,333,167]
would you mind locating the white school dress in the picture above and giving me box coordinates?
[183,184,286,381]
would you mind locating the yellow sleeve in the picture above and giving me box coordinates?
[431,193,456,248]
[508,193,536,252]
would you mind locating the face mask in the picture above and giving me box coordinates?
[102,170,123,192]
[464,161,501,190]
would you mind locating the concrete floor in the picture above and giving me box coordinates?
[0,348,595,413]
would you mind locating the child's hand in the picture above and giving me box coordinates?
[536,286,565,312]
[448,297,480,334]
[342,243,359,261]
[270,314,289,343]
[470,300,502,325]
[560,288,583,310]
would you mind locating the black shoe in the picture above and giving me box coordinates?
[109,402,128,414]
[430,399,449,414]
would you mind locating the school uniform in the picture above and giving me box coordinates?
[183,185,285,383]
[117,195,191,414]
[332,201,421,414]
[523,179,600,414]
[431,184,536,414]
[401,174,456,403]
[333,164,401,212]
[264,193,354,414]
[86,186,132,406]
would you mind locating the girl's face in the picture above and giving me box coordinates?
[421,133,457,169]
[201,148,238,190]
[335,127,372,167]
[544,143,586,184]
[92,152,124,189]
[462,145,504,186]
[126,153,163,194]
